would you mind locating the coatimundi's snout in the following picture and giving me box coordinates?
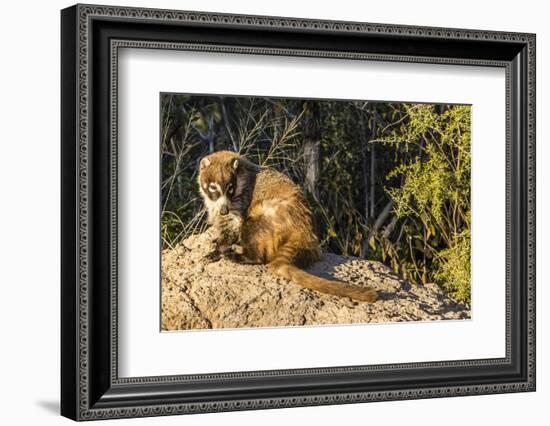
[197,150,378,303]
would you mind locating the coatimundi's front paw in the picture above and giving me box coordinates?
[205,250,222,262]
[205,244,242,263]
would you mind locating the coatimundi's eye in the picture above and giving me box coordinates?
[227,183,234,195]
[208,183,217,193]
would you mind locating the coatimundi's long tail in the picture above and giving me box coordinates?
[268,261,378,303]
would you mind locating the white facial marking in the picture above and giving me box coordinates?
[200,180,233,222]
[208,182,222,193]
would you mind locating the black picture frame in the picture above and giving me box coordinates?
[61,4,536,421]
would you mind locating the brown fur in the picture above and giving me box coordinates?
[198,151,377,303]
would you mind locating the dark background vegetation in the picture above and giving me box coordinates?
[160,94,471,304]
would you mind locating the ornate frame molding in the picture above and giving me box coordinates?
[61,4,536,421]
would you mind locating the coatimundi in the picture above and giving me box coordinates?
[198,150,378,303]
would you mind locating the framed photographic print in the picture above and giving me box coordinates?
[61,4,536,421]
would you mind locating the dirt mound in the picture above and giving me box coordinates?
[161,230,470,330]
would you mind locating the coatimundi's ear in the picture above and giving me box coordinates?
[232,158,239,170]
[199,157,211,170]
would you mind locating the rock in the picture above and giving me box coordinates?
[161,230,470,331]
